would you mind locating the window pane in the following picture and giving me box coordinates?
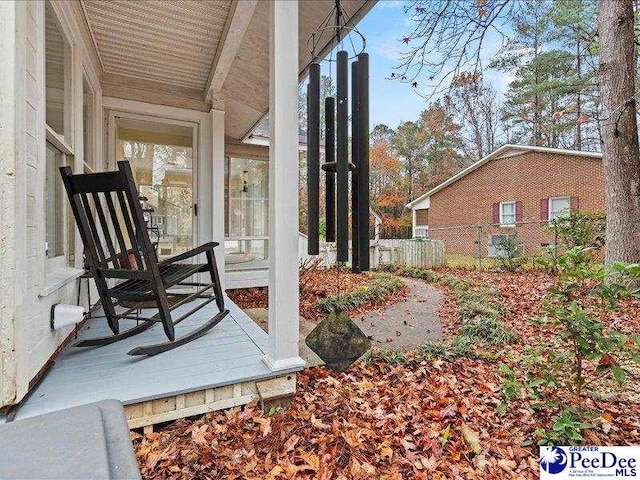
[45,143,65,258]
[45,2,68,137]
[225,157,269,271]
[550,197,570,220]
[116,119,194,260]
[501,202,516,224]
[502,202,515,215]
[83,77,94,171]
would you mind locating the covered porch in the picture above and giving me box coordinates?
[14,298,296,431]
[0,0,374,422]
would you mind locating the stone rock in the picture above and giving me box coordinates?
[305,310,371,371]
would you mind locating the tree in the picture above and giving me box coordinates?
[394,0,640,262]
[371,124,395,145]
[449,72,502,159]
[393,0,516,95]
[417,102,466,188]
[500,49,575,147]
[549,0,600,150]
[597,0,640,263]
[369,141,409,228]
[391,120,427,198]
[298,75,336,140]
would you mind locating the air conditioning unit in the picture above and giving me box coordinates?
[414,226,429,238]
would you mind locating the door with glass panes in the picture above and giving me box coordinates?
[110,114,197,260]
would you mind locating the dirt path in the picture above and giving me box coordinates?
[356,277,443,350]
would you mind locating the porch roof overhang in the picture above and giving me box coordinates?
[80,0,376,141]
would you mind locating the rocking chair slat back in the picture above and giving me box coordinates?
[116,190,145,269]
[61,162,155,274]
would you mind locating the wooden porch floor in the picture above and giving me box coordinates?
[13,298,300,424]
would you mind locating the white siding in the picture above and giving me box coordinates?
[0,1,19,406]
[0,1,102,407]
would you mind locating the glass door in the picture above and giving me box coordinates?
[113,116,196,260]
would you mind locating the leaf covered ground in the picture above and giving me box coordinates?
[135,268,640,479]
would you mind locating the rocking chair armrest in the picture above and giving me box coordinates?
[158,242,220,266]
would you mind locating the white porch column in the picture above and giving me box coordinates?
[210,109,226,291]
[264,0,305,371]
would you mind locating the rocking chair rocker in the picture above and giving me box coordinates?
[59,161,229,356]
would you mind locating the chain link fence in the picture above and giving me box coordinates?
[421,214,606,268]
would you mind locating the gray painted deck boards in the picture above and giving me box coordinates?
[15,297,294,421]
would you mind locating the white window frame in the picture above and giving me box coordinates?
[44,1,75,275]
[499,200,517,227]
[549,196,571,222]
[414,226,429,238]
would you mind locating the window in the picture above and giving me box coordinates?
[45,2,70,141]
[500,201,516,226]
[224,157,269,271]
[82,76,95,172]
[45,143,66,259]
[414,226,429,238]
[44,2,74,268]
[549,197,570,222]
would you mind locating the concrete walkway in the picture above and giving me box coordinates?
[246,277,444,364]
[356,277,444,350]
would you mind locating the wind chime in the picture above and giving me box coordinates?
[305,1,372,371]
[306,0,370,273]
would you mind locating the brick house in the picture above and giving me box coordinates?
[406,145,605,257]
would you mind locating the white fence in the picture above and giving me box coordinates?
[302,238,446,269]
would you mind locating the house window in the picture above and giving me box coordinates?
[549,197,570,222]
[500,201,517,226]
[224,157,269,272]
[45,143,66,259]
[414,226,429,238]
[82,76,95,172]
[45,2,74,268]
[45,2,71,141]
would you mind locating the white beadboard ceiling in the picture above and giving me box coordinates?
[82,0,232,90]
[81,0,375,140]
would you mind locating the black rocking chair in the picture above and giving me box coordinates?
[59,161,229,356]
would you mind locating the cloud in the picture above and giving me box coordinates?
[375,0,405,10]
[373,41,403,62]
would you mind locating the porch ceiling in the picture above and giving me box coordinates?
[81,0,374,140]
[82,0,232,90]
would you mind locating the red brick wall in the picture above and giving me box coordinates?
[415,209,429,225]
[425,151,605,256]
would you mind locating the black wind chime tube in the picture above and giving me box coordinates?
[356,52,370,270]
[325,96,336,243]
[336,50,349,263]
[350,60,360,272]
[307,62,321,255]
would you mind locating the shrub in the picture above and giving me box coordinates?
[549,211,606,251]
[499,247,640,444]
[317,273,404,313]
[459,316,517,347]
[496,235,528,272]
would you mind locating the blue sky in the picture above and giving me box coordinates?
[354,0,511,130]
